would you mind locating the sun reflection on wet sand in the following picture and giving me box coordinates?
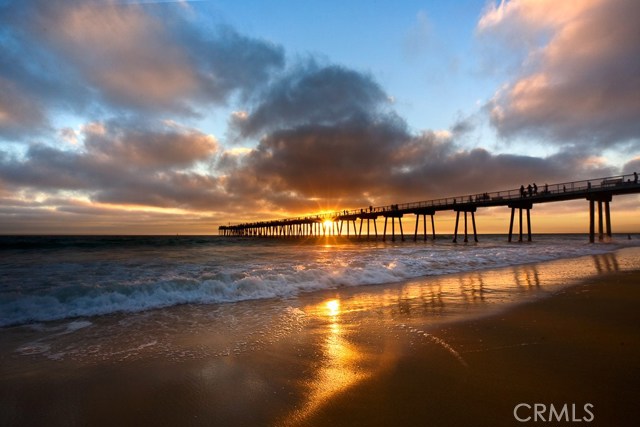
[285,298,371,425]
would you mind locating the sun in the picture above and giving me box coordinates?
[323,219,334,229]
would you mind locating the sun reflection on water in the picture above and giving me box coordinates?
[325,299,340,317]
[286,297,370,425]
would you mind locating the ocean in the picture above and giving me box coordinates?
[0,234,637,328]
[2,234,639,364]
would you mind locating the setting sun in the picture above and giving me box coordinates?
[323,220,334,229]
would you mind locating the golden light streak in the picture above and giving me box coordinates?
[285,297,369,425]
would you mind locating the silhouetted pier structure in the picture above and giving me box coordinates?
[219,173,640,243]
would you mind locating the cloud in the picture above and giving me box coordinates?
[232,62,391,139]
[232,116,408,199]
[33,1,196,110]
[0,77,48,139]
[0,0,284,138]
[226,116,616,209]
[0,122,223,210]
[186,26,285,104]
[479,0,640,147]
[0,195,221,234]
[83,124,218,170]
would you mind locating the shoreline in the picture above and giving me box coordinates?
[1,248,640,426]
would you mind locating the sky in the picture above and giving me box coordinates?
[0,0,639,234]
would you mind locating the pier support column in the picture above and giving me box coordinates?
[383,214,402,242]
[589,200,595,243]
[471,211,478,242]
[423,215,428,241]
[508,207,515,242]
[605,201,612,238]
[587,194,612,243]
[598,201,604,241]
[383,217,388,241]
[391,217,395,242]
[453,208,476,243]
[518,208,523,242]
[507,202,533,243]
[464,211,468,243]
[453,211,460,243]
[431,214,436,240]
[414,211,435,242]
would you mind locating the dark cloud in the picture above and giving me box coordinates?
[479,0,640,147]
[231,115,407,198]
[450,115,476,136]
[233,63,391,138]
[226,116,616,209]
[184,25,285,104]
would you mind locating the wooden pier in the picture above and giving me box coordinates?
[219,173,640,243]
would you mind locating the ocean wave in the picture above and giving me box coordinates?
[0,236,631,327]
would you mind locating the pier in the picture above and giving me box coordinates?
[219,173,640,243]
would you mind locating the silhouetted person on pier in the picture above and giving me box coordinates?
[520,185,525,197]
[544,183,548,194]
[533,183,538,195]
[587,182,591,190]
[634,172,638,183]
[527,184,533,196]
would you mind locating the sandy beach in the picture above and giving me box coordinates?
[2,248,640,427]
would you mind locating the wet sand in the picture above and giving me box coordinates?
[299,269,640,427]
[1,250,640,426]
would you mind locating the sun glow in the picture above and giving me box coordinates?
[323,219,334,229]
[325,299,341,317]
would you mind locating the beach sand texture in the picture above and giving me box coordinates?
[1,250,639,427]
